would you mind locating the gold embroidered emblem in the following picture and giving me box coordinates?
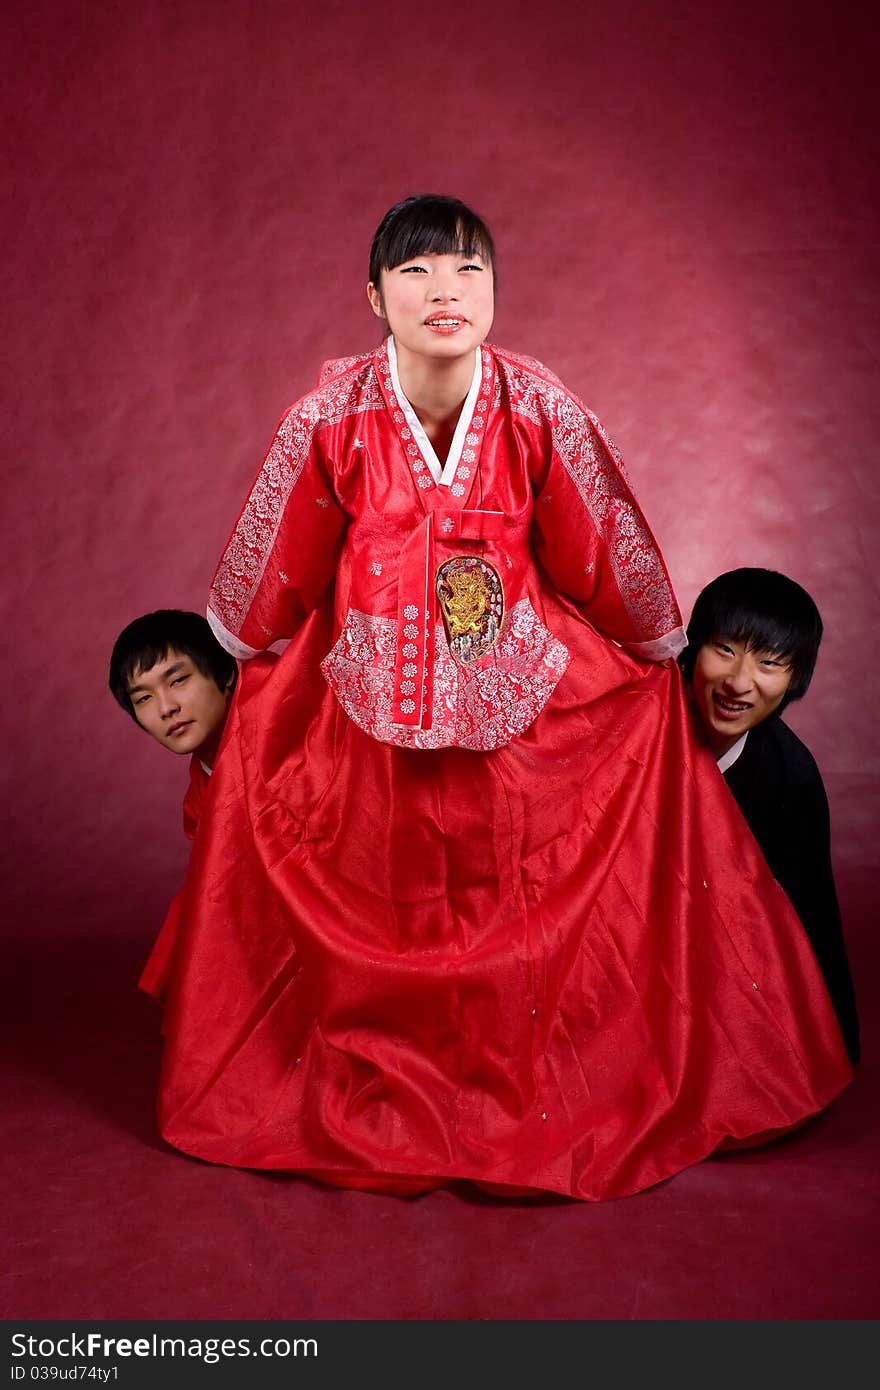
[436,556,505,664]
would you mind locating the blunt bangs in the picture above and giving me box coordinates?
[679,568,823,707]
[369,194,496,285]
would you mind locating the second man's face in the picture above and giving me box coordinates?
[691,637,793,754]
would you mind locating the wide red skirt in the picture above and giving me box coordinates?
[157,593,851,1200]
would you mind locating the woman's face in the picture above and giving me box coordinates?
[367,251,494,369]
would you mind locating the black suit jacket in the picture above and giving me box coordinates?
[724,717,860,1062]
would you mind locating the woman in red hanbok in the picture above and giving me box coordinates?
[157,196,851,1200]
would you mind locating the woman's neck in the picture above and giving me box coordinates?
[394,342,476,444]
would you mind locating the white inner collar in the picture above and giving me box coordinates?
[717,730,748,774]
[387,337,482,487]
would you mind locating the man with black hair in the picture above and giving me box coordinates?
[109,609,238,766]
[109,610,240,999]
[680,568,860,1061]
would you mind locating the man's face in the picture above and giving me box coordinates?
[691,637,793,755]
[128,649,232,762]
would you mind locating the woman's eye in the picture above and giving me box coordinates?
[400,265,428,274]
[460,263,483,272]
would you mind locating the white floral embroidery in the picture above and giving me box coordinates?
[418,476,432,489]
[321,600,570,751]
[466,433,478,446]
[458,466,471,479]
[451,483,465,497]
[494,348,565,388]
[317,352,375,385]
[403,605,419,619]
[496,349,680,644]
[403,622,418,639]
[462,450,475,463]
[402,642,417,658]
[402,662,418,677]
[400,679,415,695]
[370,561,383,576]
[399,699,416,714]
[210,366,384,635]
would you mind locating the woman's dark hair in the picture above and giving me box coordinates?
[109,610,237,720]
[678,568,823,708]
[368,194,496,287]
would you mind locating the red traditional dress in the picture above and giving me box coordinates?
[138,756,210,1003]
[156,340,851,1200]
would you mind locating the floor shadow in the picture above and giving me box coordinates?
[5,922,168,1150]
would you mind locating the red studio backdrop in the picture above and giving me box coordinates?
[1,0,878,1315]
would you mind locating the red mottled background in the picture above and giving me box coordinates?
[3,0,878,1322]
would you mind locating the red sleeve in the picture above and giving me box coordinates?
[523,375,684,660]
[207,392,348,658]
